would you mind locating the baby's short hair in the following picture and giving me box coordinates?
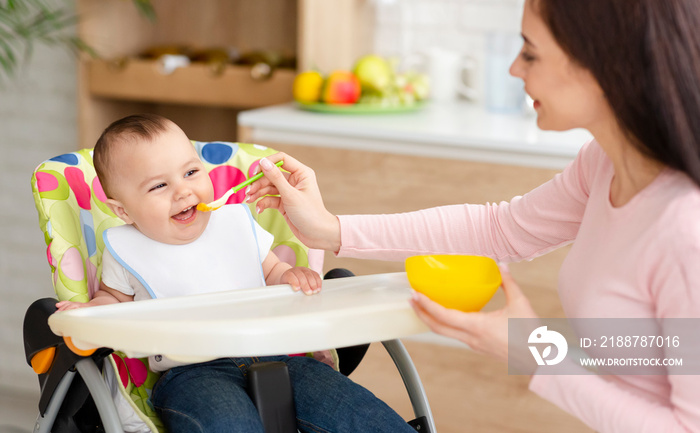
[93,113,173,198]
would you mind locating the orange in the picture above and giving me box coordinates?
[293,70,324,103]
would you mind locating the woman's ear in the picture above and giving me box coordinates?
[106,198,134,225]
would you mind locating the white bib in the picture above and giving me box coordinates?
[103,204,273,299]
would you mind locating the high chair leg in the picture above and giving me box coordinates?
[382,339,436,433]
[75,358,122,433]
[33,369,76,433]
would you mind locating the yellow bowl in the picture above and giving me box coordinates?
[405,255,502,312]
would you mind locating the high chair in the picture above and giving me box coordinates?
[24,141,435,433]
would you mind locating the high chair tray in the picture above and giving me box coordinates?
[48,272,429,362]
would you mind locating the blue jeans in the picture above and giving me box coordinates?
[151,355,417,433]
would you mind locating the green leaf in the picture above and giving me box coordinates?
[132,0,157,22]
[0,0,156,82]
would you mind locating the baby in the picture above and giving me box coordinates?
[56,114,414,433]
[57,118,319,313]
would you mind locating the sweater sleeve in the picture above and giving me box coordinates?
[337,140,599,262]
[530,207,700,432]
[530,368,700,432]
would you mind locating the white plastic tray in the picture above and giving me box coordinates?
[48,272,429,362]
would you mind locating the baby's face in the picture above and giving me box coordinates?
[107,124,214,245]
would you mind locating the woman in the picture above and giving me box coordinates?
[246,0,700,431]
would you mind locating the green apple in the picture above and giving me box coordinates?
[353,54,393,93]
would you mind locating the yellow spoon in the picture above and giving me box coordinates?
[197,160,283,212]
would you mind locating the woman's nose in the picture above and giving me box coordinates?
[509,54,524,79]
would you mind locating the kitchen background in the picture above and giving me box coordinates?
[1,1,583,432]
[1,0,522,391]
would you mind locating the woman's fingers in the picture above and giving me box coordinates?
[254,195,282,214]
[411,291,465,326]
[410,270,536,363]
[410,292,481,341]
[264,152,309,177]
[247,153,307,203]
[498,264,537,319]
[246,184,282,203]
[411,297,459,333]
[258,157,296,196]
[498,264,524,304]
[410,290,512,360]
[249,162,291,193]
[247,151,340,251]
[252,153,305,185]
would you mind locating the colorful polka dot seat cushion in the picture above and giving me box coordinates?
[31,141,319,432]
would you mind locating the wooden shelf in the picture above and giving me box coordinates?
[88,59,295,109]
[77,0,374,148]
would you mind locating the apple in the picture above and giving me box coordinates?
[322,70,361,104]
[353,54,392,93]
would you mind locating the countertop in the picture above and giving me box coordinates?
[238,102,593,169]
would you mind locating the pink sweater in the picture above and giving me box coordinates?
[337,140,700,432]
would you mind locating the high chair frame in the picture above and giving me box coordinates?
[25,141,436,433]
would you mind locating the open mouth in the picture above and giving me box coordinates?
[172,205,196,223]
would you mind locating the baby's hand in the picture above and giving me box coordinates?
[282,267,322,295]
[55,301,88,312]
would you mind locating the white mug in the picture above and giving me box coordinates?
[403,48,478,102]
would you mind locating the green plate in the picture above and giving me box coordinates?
[296,101,425,114]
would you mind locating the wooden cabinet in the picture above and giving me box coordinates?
[76,0,374,148]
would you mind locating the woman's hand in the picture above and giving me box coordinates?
[246,153,342,252]
[409,265,538,364]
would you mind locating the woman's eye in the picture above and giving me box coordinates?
[149,183,166,192]
[520,50,536,62]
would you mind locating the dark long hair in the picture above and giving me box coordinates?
[535,0,700,187]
